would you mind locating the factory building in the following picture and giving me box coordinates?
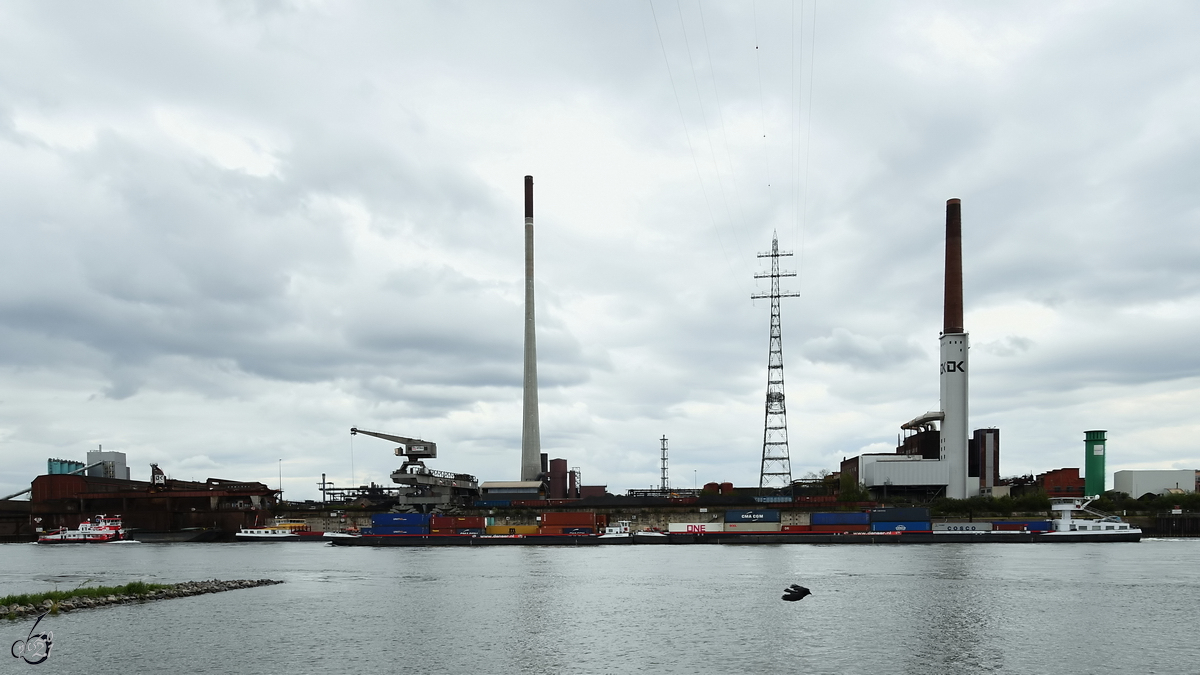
[1037,468,1086,497]
[842,199,986,500]
[1114,470,1197,499]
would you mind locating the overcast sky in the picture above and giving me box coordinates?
[2,1,1198,500]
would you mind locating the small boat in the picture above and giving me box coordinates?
[37,515,126,544]
[236,518,327,542]
[597,521,670,545]
[323,526,361,539]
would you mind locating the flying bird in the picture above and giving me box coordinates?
[782,584,811,602]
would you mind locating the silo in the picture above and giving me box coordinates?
[1084,430,1106,496]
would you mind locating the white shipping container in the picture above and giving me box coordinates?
[933,522,993,532]
[668,522,725,534]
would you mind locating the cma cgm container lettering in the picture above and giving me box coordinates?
[725,509,781,523]
[667,523,725,533]
[868,508,931,523]
[933,522,993,532]
[811,512,870,526]
[541,512,596,526]
[869,521,932,532]
[725,522,782,532]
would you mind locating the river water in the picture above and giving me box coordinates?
[2,539,1198,674]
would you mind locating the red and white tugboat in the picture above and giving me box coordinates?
[37,515,127,544]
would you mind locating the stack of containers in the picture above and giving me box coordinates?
[539,512,596,535]
[811,512,870,532]
[429,515,488,535]
[724,509,782,532]
[368,512,430,535]
[868,507,932,532]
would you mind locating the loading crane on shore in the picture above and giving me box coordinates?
[349,428,478,512]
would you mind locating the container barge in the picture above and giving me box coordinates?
[328,499,1141,547]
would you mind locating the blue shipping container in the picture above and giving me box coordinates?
[868,508,931,522]
[812,512,870,526]
[561,527,594,534]
[725,509,781,523]
[369,526,428,535]
[474,500,512,507]
[870,521,932,532]
[457,529,484,535]
[371,513,430,525]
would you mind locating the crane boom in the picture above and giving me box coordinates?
[350,427,437,459]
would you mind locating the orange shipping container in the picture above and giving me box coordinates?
[485,525,539,535]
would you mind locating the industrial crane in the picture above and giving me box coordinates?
[349,428,478,512]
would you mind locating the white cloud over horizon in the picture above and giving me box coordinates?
[2,1,1199,499]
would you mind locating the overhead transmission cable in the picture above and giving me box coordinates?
[797,0,818,296]
[674,0,747,266]
[649,0,744,291]
[753,0,770,188]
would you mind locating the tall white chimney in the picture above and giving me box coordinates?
[520,175,542,481]
[940,198,970,499]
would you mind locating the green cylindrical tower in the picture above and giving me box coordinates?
[1084,430,1107,497]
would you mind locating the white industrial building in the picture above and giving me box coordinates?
[1113,470,1196,498]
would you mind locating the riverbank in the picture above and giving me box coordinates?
[3,579,282,618]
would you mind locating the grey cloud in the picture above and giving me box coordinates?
[803,328,928,371]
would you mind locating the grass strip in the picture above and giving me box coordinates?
[1,581,169,608]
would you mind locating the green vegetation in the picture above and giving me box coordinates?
[838,477,871,502]
[1,581,169,610]
[1094,491,1200,514]
[929,494,1052,517]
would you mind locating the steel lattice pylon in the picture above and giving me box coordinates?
[752,231,800,490]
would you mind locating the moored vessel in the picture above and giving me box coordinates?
[37,514,126,543]
[235,518,326,541]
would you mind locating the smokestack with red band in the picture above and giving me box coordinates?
[520,175,542,482]
[939,198,970,499]
[944,198,964,334]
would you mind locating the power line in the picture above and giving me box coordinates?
[649,0,740,286]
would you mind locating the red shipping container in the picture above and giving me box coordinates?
[781,525,812,532]
[541,512,596,526]
[430,516,486,529]
[811,524,870,533]
[993,523,1026,531]
[429,528,459,535]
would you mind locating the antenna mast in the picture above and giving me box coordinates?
[659,435,669,492]
[752,231,800,490]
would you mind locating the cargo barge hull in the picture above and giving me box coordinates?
[329,531,1140,546]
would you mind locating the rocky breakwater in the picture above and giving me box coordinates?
[4,579,283,617]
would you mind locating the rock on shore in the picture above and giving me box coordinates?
[4,579,283,617]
